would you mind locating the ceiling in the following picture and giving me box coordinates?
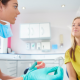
[18,0,80,14]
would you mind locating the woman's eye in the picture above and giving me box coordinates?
[72,25,75,27]
[78,25,80,26]
[14,6,17,9]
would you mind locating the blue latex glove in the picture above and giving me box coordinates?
[21,66,64,80]
[28,61,37,70]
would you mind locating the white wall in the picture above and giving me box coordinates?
[11,11,76,54]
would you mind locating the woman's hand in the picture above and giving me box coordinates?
[21,66,64,80]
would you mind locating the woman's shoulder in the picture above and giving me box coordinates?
[64,48,71,64]
[65,48,70,54]
[65,48,71,58]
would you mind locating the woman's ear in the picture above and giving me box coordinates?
[0,1,3,11]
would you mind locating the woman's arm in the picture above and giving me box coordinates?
[8,77,23,80]
[0,69,15,80]
[66,62,77,80]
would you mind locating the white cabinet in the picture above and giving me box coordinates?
[0,37,8,53]
[0,60,7,74]
[30,24,39,38]
[20,24,30,38]
[20,23,51,39]
[0,60,17,77]
[40,23,51,39]
[17,61,34,77]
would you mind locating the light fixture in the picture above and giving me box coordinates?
[61,5,65,7]
[22,7,26,10]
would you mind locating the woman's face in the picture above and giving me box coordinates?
[71,19,80,38]
[1,0,20,24]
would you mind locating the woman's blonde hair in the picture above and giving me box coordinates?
[70,17,80,61]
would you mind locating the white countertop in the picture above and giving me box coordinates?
[0,53,65,60]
